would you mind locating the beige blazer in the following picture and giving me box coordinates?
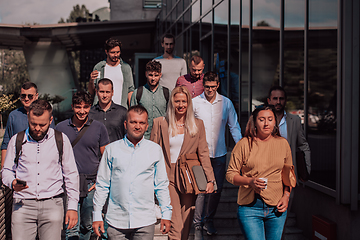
[150,117,215,187]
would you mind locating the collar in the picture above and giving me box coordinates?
[25,127,50,143]
[199,92,221,104]
[186,73,203,83]
[69,116,92,127]
[124,134,144,148]
[144,83,161,93]
[94,101,116,112]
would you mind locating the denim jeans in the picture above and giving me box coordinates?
[237,195,287,240]
[66,183,95,240]
[193,155,227,226]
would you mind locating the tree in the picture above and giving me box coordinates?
[58,4,92,23]
[0,50,29,96]
[257,20,270,27]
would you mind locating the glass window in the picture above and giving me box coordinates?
[307,0,338,190]
[252,0,280,104]
[192,0,200,22]
[285,0,305,28]
[202,0,213,15]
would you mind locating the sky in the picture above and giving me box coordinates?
[0,0,109,25]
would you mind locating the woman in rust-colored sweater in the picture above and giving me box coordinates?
[226,105,296,240]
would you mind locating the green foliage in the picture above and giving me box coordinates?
[0,50,30,96]
[0,94,19,113]
[58,4,91,23]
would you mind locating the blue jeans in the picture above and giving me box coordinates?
[237,195,287,240]
[193,155,226,226]
[66,183,96,240]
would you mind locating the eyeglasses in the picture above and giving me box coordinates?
[20,94,35,100]
[204,85,218,90]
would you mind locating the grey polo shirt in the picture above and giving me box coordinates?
[55,117,109,175]
[89,101,127,143]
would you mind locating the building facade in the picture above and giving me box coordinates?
[154,0,359,239]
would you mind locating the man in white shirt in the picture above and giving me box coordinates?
[154,33,187,91]
[192,71,242,239]
[89,37,135,108]
[92,105,172,240]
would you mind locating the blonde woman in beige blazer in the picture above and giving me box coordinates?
[151,86,215,240]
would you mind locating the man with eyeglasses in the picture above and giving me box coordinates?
[1,82,55,169]
[176,55,205,98]
[192,71,242,239]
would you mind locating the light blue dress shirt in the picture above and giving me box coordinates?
[279,111,288,140]
[192,92,242,158]
[93,136,172,229]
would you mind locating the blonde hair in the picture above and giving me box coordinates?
[166,86,198,137]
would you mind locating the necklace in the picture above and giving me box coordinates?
[176,123,185,127]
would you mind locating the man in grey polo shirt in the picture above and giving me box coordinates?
[89,78,127,143]
[56,91,109,240]
[130,60,170,139]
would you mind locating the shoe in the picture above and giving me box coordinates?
[194,226,204,240]
[204,221,217,235]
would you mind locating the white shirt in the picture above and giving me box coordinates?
[192,92,242,158]
[104,63,123,105]
[169,133,184,163]
[153,56,187,91]
[279,111,287,140]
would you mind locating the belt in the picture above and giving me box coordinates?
[27,193,64,201]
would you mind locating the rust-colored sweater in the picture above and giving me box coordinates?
[226,136,293,206]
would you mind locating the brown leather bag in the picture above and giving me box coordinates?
[175,153,206,195]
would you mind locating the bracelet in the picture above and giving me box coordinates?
[284,192,290,197]
[208,180,215,185]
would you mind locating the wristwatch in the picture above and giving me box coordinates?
[208,180,215,185]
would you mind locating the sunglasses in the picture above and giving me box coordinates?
[20,94,35,100]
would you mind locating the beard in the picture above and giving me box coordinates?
[166,48,174,55]
[29,127,49,141]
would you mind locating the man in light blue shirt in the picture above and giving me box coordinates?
[92,105,172,239]
[192,71,242,238]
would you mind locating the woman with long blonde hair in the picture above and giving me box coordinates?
[151,86,215,240]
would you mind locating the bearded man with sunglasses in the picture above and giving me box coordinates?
[1,82,55,168]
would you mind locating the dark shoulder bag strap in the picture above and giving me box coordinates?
[14,131,26,167]
[71,119,93,148]
[136,86,144,103]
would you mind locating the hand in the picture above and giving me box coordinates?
[249,178,266,194]
[90,70,99,82]
[88,184,96,192]
[276,194,290,212]
[93,221,105,237]
[205,182,214,194]
[160,219,171,234]
[12,179,28,192]
[65,210,78,229]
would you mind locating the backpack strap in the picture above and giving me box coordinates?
[14,131,26,167]
[54,130,63,164]
[136,86,144,103]
[162,87,170,105]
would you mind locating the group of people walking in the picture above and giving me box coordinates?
[0,34,310,240]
